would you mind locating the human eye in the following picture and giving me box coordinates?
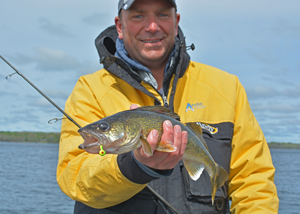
[159,13,168,17]
[130,12,144,20]
[133,15,143,19]
[158,13,169,19]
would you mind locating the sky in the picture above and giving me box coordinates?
[0,0,299,143]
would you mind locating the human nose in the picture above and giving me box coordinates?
[145,16,160,33]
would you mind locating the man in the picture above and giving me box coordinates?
[57,0,279,213]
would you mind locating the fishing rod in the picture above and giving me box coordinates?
[0,55,81,129]
[0,55,180,214]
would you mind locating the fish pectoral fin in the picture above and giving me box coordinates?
[140,135,153,156]
[156,141,177,152]
[215,164,229,189]
[210,164,229,205]
[183,159,205,181]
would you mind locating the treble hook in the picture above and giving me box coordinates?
[6,72,17,79]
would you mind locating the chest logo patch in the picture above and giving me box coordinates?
[196,122,218,134]
[186,102,205,112]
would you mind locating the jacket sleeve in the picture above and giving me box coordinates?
[56,76,155,209]
[228,77,279,213]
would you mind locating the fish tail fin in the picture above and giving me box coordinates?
[210,164,229,205]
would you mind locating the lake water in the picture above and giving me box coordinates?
[0,142,299,214]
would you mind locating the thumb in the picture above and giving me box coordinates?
[130,104,140,110]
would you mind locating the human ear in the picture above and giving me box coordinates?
[175,13,180,36]
[115,16,123,40]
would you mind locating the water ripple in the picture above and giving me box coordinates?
[0,142,298,213]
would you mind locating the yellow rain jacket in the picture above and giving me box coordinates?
[57,26,279,213]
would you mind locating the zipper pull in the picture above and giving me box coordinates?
[162,94,169,107]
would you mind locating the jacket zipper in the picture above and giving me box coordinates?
[162,94,169,107]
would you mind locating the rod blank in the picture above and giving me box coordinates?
[0,55,82,129]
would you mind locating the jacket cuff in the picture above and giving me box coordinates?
[131,151,174,178]
[117,152,173,184]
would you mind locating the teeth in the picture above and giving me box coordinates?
[143,40,160,43]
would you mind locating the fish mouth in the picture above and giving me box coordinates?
[78,131,103,154]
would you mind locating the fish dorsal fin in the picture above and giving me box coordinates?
[134,106,180,121]
[185,122,209,151]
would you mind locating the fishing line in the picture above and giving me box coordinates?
[0,55,180,214]
[0,61,35,97]
[0,55,81,129]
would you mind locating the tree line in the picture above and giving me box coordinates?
[0,131,60,143]
[0,131,299,149]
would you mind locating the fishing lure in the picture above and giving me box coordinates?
[99,145,106,156]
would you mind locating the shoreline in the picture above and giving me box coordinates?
[1,131,299,149]
[0,131,60,144]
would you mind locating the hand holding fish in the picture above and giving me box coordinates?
[130,104,188,170]
[134,118,188,170]
[78,105,229,204]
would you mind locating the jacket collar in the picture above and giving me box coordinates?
[94,25,191,110]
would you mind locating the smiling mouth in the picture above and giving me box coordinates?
[141,39,162,43]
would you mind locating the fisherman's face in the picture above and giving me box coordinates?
[115,0,180,69]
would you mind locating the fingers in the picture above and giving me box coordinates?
[173,125,182,155]
[145,129,159,156]
[133,119,188,170]
[159,125,187,169]
[160,120,174,144]
[180,131,188,156]
[130,104,140,110]
[133,121,174,168]
[133,129,159,160]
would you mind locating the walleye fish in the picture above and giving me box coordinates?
[78,106,228,204]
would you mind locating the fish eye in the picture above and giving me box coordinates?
[98,122,110,132]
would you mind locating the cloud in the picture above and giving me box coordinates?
[26,97,65,115]
[248,42,281,65]
[43,88,70,100]
[31,98,53,107]
[3,109,41,124]
[256,113,300,143]
[0,109,61,132]
[260,118,300,138]
[39,18,75,38]
[270,105,300,114]
[8,46,101,75]
[271,18,300,38]
[246,85,300,100]
[76,60,102,75]
[82,13,111,26]
[10,46,81,71]
[0,90,6,97]
[0,90,19,98]
[0,71,5,79]
[251,102,300,114]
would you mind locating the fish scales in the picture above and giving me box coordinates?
[78,106,228,204]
